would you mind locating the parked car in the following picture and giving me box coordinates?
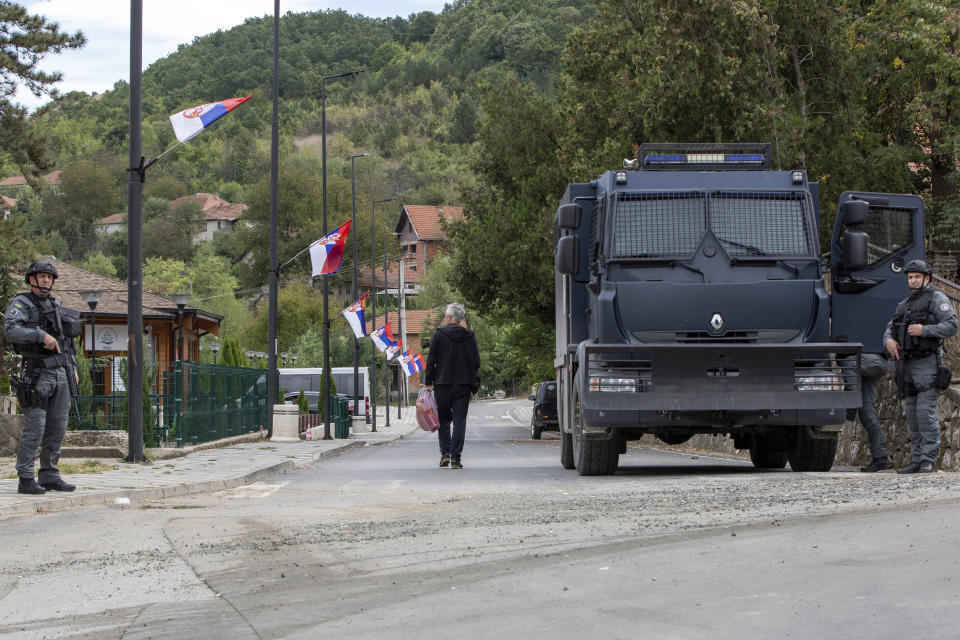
[528,381,558,439]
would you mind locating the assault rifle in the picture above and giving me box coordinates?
[47,304,83,423]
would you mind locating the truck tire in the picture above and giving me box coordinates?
[749,438,788,469]
[572,386,618,476]
[787,427,838,472]
[560,430,575,469]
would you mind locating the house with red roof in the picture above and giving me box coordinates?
[96,193,248,243]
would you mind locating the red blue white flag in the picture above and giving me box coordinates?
[169,95,252,143]
[341,294,367,339]
[385,339,402,361]
[309,220,352,276]
[399,352,418,377]
[371,322,395,353]
[414,353,426,373]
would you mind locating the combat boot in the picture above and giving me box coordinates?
[40,478,76,492]
[860,457,893,473]
[919,461,935,473]
[18,477,46,494]
[897,461,921,474]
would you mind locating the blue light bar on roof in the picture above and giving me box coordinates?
[644,153,766,166]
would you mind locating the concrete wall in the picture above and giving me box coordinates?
[0,414,23,456]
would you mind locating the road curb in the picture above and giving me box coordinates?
[0,439,374,519]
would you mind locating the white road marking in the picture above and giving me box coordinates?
[215,481,289,499]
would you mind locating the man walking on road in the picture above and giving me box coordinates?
[884,260,957,474]
[424,303,480,470]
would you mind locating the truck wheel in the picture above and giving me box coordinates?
[560,430,575,469]
[572,386,618,476]
[787,427,838,472]
[749,438,788,469]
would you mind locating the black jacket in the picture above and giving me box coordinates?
[424,323,481,391]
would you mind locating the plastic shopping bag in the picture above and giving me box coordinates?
[416,388,440,432]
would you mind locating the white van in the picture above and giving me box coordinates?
[278,367,371,422]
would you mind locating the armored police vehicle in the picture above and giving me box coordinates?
[554,143,925,474]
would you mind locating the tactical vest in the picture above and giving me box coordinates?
[11,292,75,368]
[892,288,941,357]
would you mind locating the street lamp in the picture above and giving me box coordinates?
[80,289,103,427]
[210,340,220,364]
[351,152,370,422]
[291,353,298,366]
[171,293,191,362]
[370,197,395,433]
[280,352,289,367]
[322,69,364,441]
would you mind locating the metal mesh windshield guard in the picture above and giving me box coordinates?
[612,191,814,259]
[613,192,706,258]
[710,192,815,258]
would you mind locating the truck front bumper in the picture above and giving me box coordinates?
[576,342,861,428]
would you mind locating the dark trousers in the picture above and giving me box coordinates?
[434,384,471,461]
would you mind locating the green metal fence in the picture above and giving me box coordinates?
[332,395,350,438]
[165,362,271,447]
[70,362,271,447]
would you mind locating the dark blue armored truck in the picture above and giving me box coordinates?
[554,143,925,475]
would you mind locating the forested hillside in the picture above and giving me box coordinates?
[1,0,957,391]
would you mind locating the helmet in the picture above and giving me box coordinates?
[903,259,932,276]
[24,259,58,284]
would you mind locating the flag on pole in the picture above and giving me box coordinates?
[371,322,395,353]
[341,294,368,339]
[399,351,418,377]
[413,353,426,373]
[169,95,252,143]
[385,339,402,361]
[308,220,352,276]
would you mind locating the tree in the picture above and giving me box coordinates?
[144,200,203,261]
[0,2,85,182]
[78,251,118,279]
[41,160,122,257]
[0,215,33,307]
[219,336,247,368]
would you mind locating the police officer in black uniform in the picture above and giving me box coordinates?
[3,260,78,494]
[883,260,958,474]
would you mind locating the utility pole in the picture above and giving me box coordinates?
[398,252,406,415]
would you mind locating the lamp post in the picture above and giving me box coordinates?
[350,152,370,422]
[211,340,220,364]
[171,293,191,362]
[80,289,103,428]
[383,238,391,428]
[245,350,255,366]
[291,353,298,367]
[370,197,395,433]
[321,69,364,441]
[280,352,289,367]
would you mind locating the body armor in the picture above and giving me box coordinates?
[892,289,941,358]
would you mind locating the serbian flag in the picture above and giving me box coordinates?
[413,353,426,373]
[371,322,395,353]
[169,95,252,143]
[399,352,418,377]
[341,294,367,338]
[385,338,402,361]
[309,220,352,276]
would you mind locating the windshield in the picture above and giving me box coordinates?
[612,191,815,259]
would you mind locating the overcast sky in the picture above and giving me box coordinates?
[15,0,450,110]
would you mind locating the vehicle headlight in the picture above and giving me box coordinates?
[796,374,843,391]
[589,375,639,392]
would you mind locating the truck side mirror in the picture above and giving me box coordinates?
[841,200,868,226]
[842,230,868,271]
[556,203,582,230]
[556,235,579,275]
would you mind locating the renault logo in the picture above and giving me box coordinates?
[710,313,724,331]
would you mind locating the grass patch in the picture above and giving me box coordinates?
[58,460,119,475]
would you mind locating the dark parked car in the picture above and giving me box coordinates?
[528,381,558,439]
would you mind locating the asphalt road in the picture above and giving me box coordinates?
[2,397,960,639]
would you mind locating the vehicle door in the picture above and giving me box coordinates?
[830,192,925,353]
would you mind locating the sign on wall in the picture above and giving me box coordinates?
[85,324,129,352]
